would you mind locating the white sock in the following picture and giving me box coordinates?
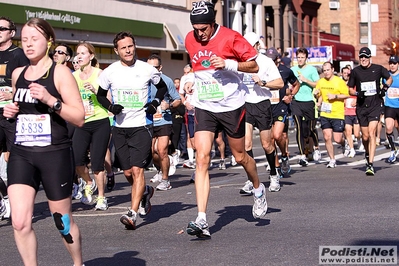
[253,185,263,197]
[198,212,206,221]
[188,148,194,162]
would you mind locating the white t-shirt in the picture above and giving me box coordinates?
[98,60,161,128]
[244,53,282,104]
[179,73,195,116]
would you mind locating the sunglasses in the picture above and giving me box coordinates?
[0,27,11,32]
[359,55,370,59]
[72,61,79,65]
[54,50,68,56]
[389,62,398,65]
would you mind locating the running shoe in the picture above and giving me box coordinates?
[168,155,176,176]
[156,180,172,191]
[209,150,216,169]
[230,155,237,166]
[219,159,226,170]
[343,148,350,157]
[276,167,283,179]
[387,150,399,163]
[172,150,180,166]
[81,180,96,205]
[106,173,115,191]
[298,156,308,167]
[365,164,375,176]
[358,143,365,152]
[183,160,195,169]
[138,185,154,216]
[348,149,356,158]
[326,160,336,168]
[150,171,162,183]
[72,178,86,200]
[239,180,253,195]
[265,163,271,171]
[189,171,196,183]
[2,197,10,219]
[0,198,6,220]
[252,183,268,219]
[281,156,291,174]
[313,149,321,162]
[186,217,211,238]
[268,175,281,192]
[120,209,137,230]
[94,196,109,211]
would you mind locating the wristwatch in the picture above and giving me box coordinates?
[49,99,62,113]
[261,80,267,87]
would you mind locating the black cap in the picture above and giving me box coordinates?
[359,47,371,58]
[266,47,280,61]
[389,55,399,64]
[190,1,216,25]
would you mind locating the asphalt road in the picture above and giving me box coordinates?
[1,128,399,266]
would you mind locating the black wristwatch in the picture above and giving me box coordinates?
[261,80,267,87]
[49,99,62,113]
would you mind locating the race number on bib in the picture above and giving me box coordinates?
[196,78,224,101]
[116,88,144,109]
[0,86,12,108]
[242,73,255,90]
[360,81,377,96]
[321,102,332,113]
[80,89,95,119]
[387,87,399,99]
[15,114,51,145]
[270,90,280,104]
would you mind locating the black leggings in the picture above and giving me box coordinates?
[293,115,319,155]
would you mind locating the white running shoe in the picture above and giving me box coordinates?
[343,148,350,157]
[239,180,253,195]
[81,181,96,205]
[268,175,281,192]
[348,149,356,158]
[186,217,211,238]
[230,155,237,166]
[172,150,180,166]
[252,183,268,219]
[2,197,10,219]
[94,196,109,211]
[358,143,365,152]
[189,171,196,183]
[219,159,226,170]
[150,171,162,183]
[183,160,195,169]
[168,155,176,176]
[156,180,172,191]
[72,178,86,200]
[327,160,336,168]
[265,163,271,171]
[313,149,321,162]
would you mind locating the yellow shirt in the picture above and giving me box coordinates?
[316,75,349,119]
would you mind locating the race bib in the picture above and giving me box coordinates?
[15,114,51,145]
[196,78,224,101]
[116,88,145,109]
[270,90,280,104]
[80,88,95,119]
[387,87,399,99]
[360,81,376,96]
[153,106,163,121]
[321,102,332,113]
[345,98,355,108]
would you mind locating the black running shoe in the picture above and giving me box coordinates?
[106,173,115,191]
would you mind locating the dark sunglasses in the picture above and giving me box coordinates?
[72,61,79,65]
[359,55,370,59]
[54,50,68,56]
[0,27,11,32]
[389,62,398,65]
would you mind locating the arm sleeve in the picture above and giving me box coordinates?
[154,78,168,102]
[97,86,112,110]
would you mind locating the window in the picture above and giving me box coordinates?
[330,23,340,35]
[359,22,368,44]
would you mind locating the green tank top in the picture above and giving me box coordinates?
[73,67,108,123]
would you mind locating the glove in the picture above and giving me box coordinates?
[108,104,124,115]
[379,89,385,98]
[356,91,365,99]
[144,100,160,115]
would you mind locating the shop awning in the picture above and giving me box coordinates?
[320,40,356,61]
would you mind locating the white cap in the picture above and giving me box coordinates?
[243,32,260,47]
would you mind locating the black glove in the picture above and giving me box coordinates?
[108,104,124,115]
[379,89,386,98]
[144,100,160,115]
[356,91,365,99]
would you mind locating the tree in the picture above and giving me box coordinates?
[382,37,399,56]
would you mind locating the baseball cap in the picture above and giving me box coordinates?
[359,47,371,58]
[243,32,259,47]
[389,55,399,64]
[265,47,279,61]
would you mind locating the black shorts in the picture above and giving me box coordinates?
[113,125,153,170]
[385,106,399,121]
[0,115,16,152]
[72,118,111,171]
[291,100,316,121]
[344,115,359,126]
[320,117,345,132]
[245,100,273,131]
[187,115,195,138]
[195,106,246,138]
[272,102,290,122]
[356,104,382,127]
[8,146,74,201]
[153,124,173,138]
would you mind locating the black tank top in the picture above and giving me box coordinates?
[13,62,70,151]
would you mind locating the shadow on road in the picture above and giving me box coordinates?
[84,251,145,266]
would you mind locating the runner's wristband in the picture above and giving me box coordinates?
[224,59,238,72]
